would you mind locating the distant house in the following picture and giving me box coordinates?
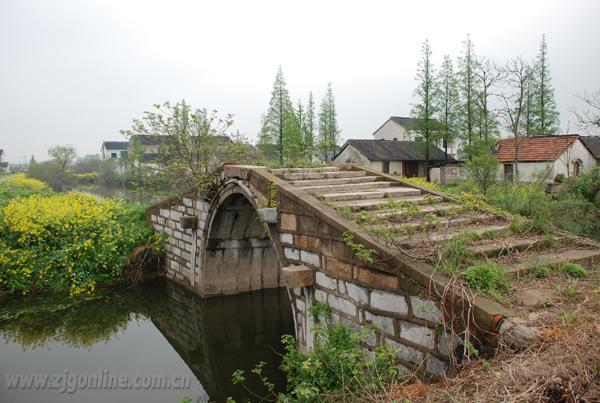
[0,150,8,173]
[579,136,600,165]
[495,135,597,182]
[100,141,129,161]
[373,116,459,159]
[333,139,452,179]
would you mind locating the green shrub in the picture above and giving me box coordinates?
[232,304,402,402]
[461,263,509,293]
[532,265,550,278]
[560,262,587,278]
[560,167,600,204]
[0,193,157,295]
[554,173,565,183]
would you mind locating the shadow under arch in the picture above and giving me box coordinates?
[200,180,284,297]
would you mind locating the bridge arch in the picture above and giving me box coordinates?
[200,179,285,297]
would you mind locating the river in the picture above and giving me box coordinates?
[0,280,294,402]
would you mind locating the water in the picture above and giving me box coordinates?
[0,280,294,402]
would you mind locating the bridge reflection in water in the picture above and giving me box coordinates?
[148,281,294,401]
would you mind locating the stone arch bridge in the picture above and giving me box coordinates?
[146,164,600,377]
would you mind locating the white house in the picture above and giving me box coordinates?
[495,134,597,182]
[333,139,454,179]
[580,136,600,166]
[373,116,459,159]
[0,149,8,173]
[100,141,129,161]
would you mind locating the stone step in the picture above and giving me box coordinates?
[280,170,368,181]
[367,215,488,237]
[505,248,600,275]
[399,224,511,246]
[368,204,462,220]
[299,181,396,193]
[287,176,381,187]
[332,195,444,211]
[322,187,421,202]
[270,166,341,174]
[470,238,541,258]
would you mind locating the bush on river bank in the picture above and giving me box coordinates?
[0,183,158,296]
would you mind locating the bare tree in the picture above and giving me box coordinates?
[498,57,532,180]
[574,89,600,130]
[475,57,504,144]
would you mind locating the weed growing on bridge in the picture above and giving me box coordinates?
[265,180,279,208]
[230,302,404,402]
[342,231,376,264]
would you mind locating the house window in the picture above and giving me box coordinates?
[574,159,582,176]
[382,161,390,174]
[504,163,514,181]
[110,152,117,158]
[393,138,398,141]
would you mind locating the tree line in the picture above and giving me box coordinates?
[257,66,340,165]
[410,34,560,179]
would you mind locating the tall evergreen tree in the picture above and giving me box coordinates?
[305,92,316,161]
[532,34,560,135]
[258,66,293,165]
[318,83,340,161]
[436,55,460,162]
[410,39,440,181]
[457,34,479,150]
[474,57,504,145]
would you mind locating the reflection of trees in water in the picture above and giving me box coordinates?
[0,287,150,348]
[0,280,295,401]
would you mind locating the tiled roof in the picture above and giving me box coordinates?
[102,141,129,150]
[336,139,452,162]
[495,135,579,162]
[580,136,600,159]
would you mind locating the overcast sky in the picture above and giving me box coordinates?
[1,0,599,163]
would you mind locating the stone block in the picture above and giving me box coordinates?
[300,250,321,268]
[280,233,293,244]
[183,198,193,207]
[281,265,315,288]
[364,311,395,336]
[438,332,460,358]
[328,294,357,317]
[170,210,182,221]
[294,234,309,249]
[297,215,316,233]
[314,289,328,303]
[284,247,300,261]
[325,256,353,280]
[315,272,337,290]
[426,354,449,377]
[356,266,397,289]
[180,215,198,229]
[384,339,424,365]
[371,290,408,315]
[399,321,435,349]
[280,213,297,231]
[346,282,369,304]
[410,296,441,323]
[159,208,170,218]
[257,207,278,224]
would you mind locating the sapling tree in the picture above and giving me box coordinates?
[48,145,77,172]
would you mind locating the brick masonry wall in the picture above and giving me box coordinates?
[273,191,456,378]
[148,192,210,289]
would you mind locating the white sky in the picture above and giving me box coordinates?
[1,0,599,163]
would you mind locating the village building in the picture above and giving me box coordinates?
[372,116,459,159]
[100,141,129,161]
[333,139,454,180]
[0,150,8,173]
[580,135,600,165]
[495,134,597,182]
